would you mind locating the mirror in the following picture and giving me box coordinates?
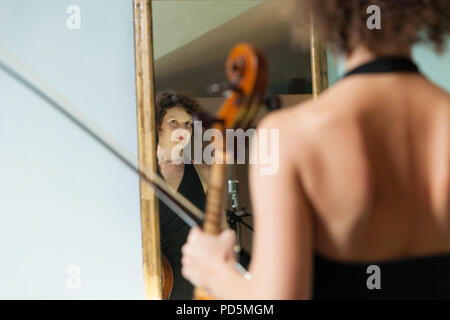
[151,0,320,300]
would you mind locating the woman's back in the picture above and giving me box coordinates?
[295,71,450,263]
[179,1,450,300]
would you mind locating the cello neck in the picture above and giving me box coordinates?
[203,162,226,235]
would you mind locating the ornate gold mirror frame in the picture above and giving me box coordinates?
[132,0,329,300]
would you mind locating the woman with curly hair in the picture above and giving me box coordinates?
[155,92,209,299]
[181,1,450,299]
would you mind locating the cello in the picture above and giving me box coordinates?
[194,43,269,300]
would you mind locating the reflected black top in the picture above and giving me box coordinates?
[313,57,450,300]
[158,163,206,300]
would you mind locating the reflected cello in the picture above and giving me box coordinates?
[194,43,269,300]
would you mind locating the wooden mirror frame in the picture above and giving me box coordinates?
[133,0,162,300]
[133,0,329,300]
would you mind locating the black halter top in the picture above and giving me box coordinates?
[158,163,206,300]
[313,57,450,300]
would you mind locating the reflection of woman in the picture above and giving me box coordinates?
[182,1,450,299]
[155,93,209,300]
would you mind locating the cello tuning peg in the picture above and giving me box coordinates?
[208,82,243,96]
[208,82,229,95]
[264,95,282,112]
[209,82,224,94]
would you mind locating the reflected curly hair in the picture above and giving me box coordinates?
[155,92,200,133]
[291,0,450,53]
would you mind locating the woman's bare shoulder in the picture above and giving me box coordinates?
[255,99,324,165]
[257,93,338,135]
[430,82,450,108]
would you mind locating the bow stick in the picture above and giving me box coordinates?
[0,43,249,278]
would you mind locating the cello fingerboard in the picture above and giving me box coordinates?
[203,162,226,235]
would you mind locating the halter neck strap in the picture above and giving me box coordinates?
[344,56,420,78]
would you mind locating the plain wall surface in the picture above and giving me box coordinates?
[0,0,144,299]
[413,41,450,92]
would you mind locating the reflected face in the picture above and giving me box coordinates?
[158,106,193,156]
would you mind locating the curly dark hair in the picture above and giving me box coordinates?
[155,92,200,134]
[290,0,450,54]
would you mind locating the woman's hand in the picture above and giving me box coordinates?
[181,227,237,295]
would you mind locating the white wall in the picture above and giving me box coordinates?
[152,0,263,60]
[0,0,144,299]
[413,41,450,92]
